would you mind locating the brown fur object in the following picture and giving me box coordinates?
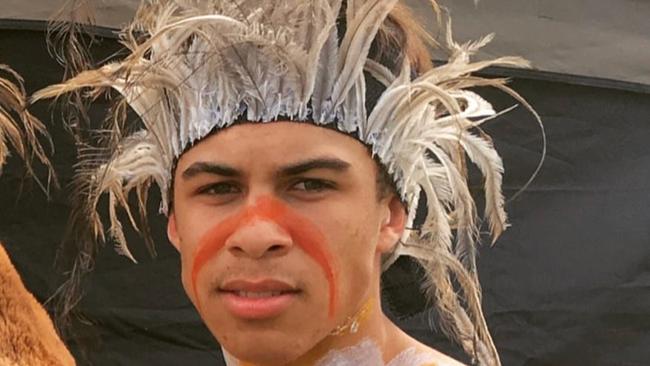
[0,243,75,366]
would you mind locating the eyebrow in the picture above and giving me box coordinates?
[181,157,351,180]
[276,157,351,178]
[182,162,241,179]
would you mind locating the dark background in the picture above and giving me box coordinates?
[1,27,649,366]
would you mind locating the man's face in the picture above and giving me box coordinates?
[167,122,405,364]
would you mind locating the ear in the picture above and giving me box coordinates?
[167,212,181,251]
[376,195,407,254]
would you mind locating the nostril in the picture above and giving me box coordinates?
[230,246,246,254]
[268,244,285,252]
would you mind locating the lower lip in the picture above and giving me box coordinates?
[219,291,299,319]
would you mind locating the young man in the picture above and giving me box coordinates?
[0,65,73,366]
[36,0,537,365]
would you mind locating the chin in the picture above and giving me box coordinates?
[219,330,311,365]
[199,305,320,364]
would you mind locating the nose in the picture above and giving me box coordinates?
[224,217,293,259]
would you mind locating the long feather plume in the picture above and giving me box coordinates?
[47,0,98,142]
[0,65,56,191]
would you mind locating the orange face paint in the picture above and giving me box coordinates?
[190,196,337,317]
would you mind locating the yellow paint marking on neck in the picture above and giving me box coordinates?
[330,297,374,336]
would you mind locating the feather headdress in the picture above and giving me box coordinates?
[0,65,54,189]
[34,1,542,364]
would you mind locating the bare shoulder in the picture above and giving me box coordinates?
[388,321,467,366]
[416,346,467,366]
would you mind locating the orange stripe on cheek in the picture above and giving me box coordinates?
[190,197,338,317]
[265,201,338,318]
[191,209,248,310]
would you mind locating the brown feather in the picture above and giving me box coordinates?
[0,65,56,192]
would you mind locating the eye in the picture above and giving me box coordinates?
[198,182,241,195]
[291,179,335,192]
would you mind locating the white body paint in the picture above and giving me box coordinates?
[222,338,437,366]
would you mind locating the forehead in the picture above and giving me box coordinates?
[177,122,375,172]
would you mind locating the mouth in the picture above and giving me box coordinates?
[217,279,301,320]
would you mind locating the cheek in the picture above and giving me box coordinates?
[173,208,221,303]
[179,243,202,306]
[326,214,380,304]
